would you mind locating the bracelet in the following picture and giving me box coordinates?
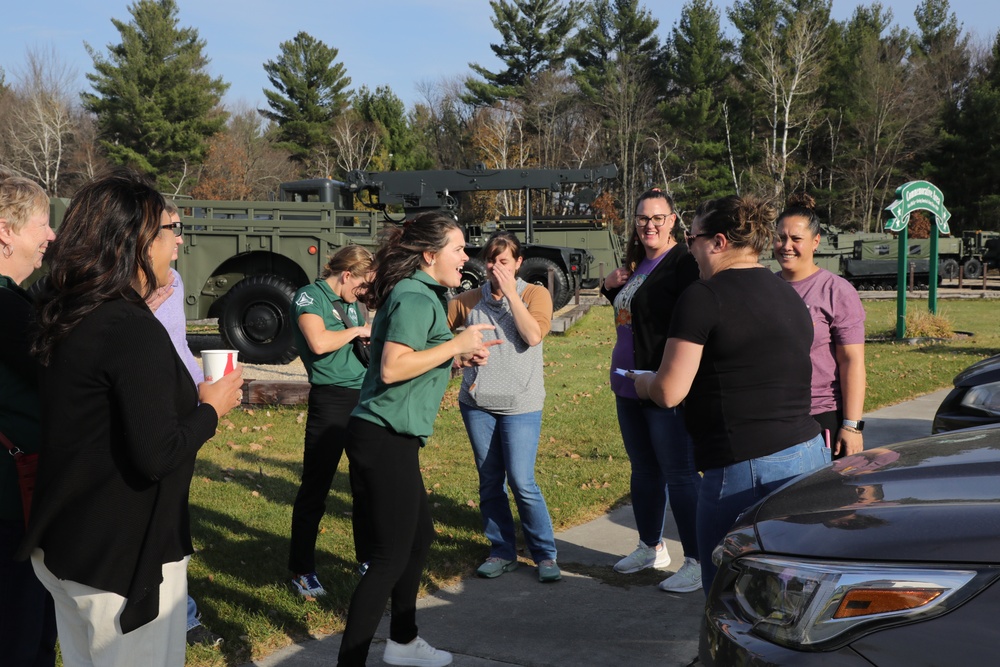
[841,426,862,434]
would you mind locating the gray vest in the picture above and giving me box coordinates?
[458,280,546,414]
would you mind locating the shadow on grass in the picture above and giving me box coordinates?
[186,461,494,665]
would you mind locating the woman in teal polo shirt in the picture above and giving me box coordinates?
[288,245,374,598]
[337,213,497,667]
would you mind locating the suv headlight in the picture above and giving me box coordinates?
[732,556,980,649]
[961,380,1000,416]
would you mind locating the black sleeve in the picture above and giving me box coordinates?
[103,314,218,482]
[0,288,39,386]
[600,281,622,304]
[676,252,701,292]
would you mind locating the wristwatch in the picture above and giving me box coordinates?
[842,419,865,432]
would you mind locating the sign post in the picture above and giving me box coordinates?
[884,181,951,339]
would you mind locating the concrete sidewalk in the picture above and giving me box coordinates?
[241,389,952,667]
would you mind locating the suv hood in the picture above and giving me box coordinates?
[750,427,1000,562]
[954,353,1000,388]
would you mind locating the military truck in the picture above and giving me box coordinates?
[845,237,961,289]
[172,165,618,364]
[465,213,624,290]
[950,230,1000,279]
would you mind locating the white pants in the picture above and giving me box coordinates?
[31,549,189,667]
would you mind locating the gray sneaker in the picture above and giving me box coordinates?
[613,540,671,574]
[476,557,518,578]
[658,557,702,593]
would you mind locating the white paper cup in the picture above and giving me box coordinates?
[202,349,239,383]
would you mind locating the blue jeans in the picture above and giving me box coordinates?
[697,434,829,594]
[186,595,199,631]
[615,396,701,559]
[460,404,557,563]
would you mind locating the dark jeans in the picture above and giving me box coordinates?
[337,418,435,667]
[697,435,829,594]
[1,518,57,667]
[288,385,367,574]
[615,396,701,559]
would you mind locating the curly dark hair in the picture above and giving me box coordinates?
[361,212,462,310]
[692,194,777,256]
[32,169,166,365]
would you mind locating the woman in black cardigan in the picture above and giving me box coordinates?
[19,170,244,666]
[602,189,703,593]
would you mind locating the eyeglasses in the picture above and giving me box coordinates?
[634,213,674,227]
[685,232,713,244]
[160,221,183,237]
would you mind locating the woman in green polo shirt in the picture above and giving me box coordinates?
[337,213,498,667]
[288,245,374,599]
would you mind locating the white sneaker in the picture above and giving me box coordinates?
[383,636,453,667]
[658,557,702,593]
[613,540,671,574]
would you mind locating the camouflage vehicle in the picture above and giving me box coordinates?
[170,165,618,364]
[951,230,1000,278]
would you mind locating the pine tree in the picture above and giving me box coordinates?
[354,85,432,171]
[82,0,228,191]
[260,32,352,162]
[932,33,1000,230]
[662,0,735,208]
[464,0,581,106]
[567,0,661,99]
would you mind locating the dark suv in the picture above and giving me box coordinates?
[701,428,1000,666]
[933,353,1000,433]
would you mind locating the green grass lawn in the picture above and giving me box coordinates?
[179,300,999,665]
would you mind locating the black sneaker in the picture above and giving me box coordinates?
[187,624,223,647]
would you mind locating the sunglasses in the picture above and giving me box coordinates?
[160,221,183,237]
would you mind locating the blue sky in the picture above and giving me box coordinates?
[2,1,998,111]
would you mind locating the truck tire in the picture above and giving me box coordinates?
[518,257,571,309]
[940,258,960,279]
[459,257,488,293]
[218,274,299,365]
[963,258,983,279]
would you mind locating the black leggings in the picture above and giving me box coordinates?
[288,385,366,574]
[337,417,434,667]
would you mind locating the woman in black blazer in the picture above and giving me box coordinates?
[19,169,244,666]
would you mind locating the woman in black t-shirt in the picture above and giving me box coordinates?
[632,195,827,594]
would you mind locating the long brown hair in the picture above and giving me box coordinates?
[362,212,462,309]
[32,169,166,365]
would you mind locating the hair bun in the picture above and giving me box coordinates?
[735,194,777,230]
[786,192,816,210]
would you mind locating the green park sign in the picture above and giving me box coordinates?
[885,181,951,234]
[884,180,951,338]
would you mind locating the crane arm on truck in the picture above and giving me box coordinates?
[343,164,618,215]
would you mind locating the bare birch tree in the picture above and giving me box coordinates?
[593,59,658,218]
[328,112,381,177]
[846,38,938,231]
[743,8,829,201]
[3,46,77,195]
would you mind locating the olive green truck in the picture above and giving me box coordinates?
[169,165,620,364]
